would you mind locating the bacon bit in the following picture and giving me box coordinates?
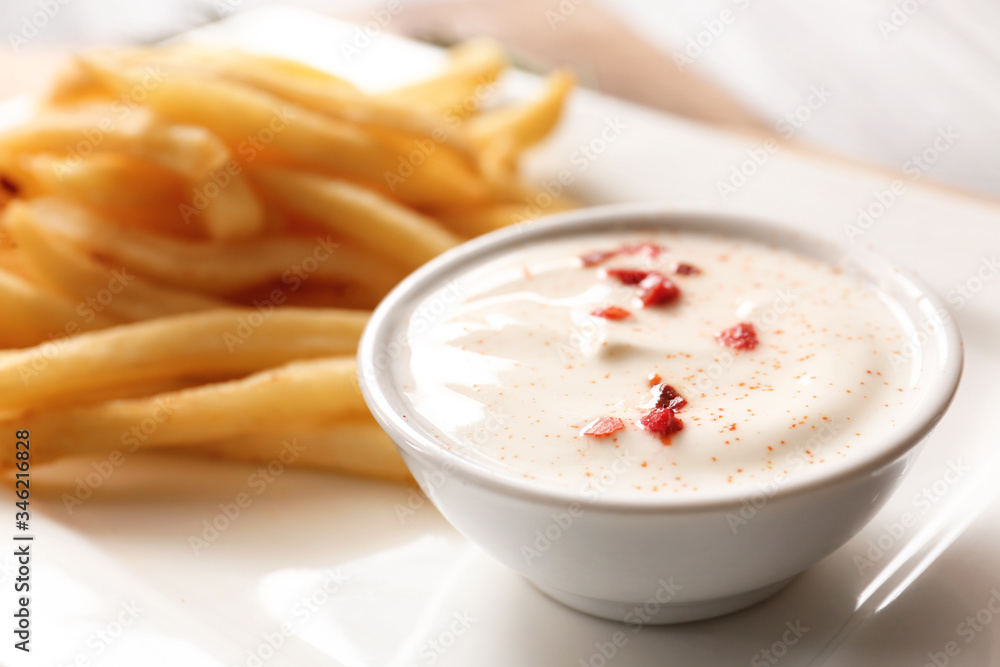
[0,175,18,196]
[654,384,687,410]
[640,408,683,437]
[580,249,618,267]
[604,267,651,285]
[620,242,665,258]
[581,416,625,437]
[648,372,662,387]
[591,305,631,320]
[715,322,758,350]
[675,263,700,275]
[636,273,680,307]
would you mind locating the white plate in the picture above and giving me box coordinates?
[2,6,999,666]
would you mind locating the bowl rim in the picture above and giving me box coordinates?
[357,203,964,512]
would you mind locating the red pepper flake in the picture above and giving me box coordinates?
[653,384,687,410]
[591,305,631,320]
[715,322,758,350]
[675,263,700,275]
[580,249,618,267]
[640,408,683,437]
[581,416,625,437]
[648,372,662,387]
[636,273,680,307]
[604,267,651,285]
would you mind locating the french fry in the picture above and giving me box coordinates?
[466,70,575,176]
[16,197,407,302]
[49,48,361,106]
[144,52,487,184]
[435,197,576,237]
[186,164,266,240]
[232,51,360,91]
[1,151,191,239]
[0,248,25,275]
[0,268,116,348]
[380,38,507,118]
[252,166,460,269]
[195,415,410,482]
[0,149,43,201]
[78,57,490,208]
[0,309,368,412]
[434,204,525,237]
[45,56,108,105]
[5,200,227,321]
[21,375,206,413]
[21,153,182,209]
[2,357,365,465]
[92,47,479,158]
[158,46,361,92]
[0,105,228,179]
[0,106,264,239]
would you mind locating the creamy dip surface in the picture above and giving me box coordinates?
[393,231,918,496]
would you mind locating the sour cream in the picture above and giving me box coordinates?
[393,231,916,496]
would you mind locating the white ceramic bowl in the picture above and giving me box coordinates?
[357,205,963,624]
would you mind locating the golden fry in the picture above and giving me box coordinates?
[17,197,406,301]
[252,166,460,269]
[0,105,263,239]
[21,153,182,209]
[186,165,266,240]
[94,47,478,157]
[79,57,490,208]
[24,375,206,414]
[0,309,368,412]
[0,268,116,349]
[466,70,575,176]
[196,415,410,482]
[380,38,508,117]
[435,197,576,237]
[0,105,228,179]
[45,56,108,105]
[5,200,227,321]
[0,248,26,275]
[3,357,365,465]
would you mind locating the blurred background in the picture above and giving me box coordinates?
[1,0,997,200]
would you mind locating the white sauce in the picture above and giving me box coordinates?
[393,231,917,496]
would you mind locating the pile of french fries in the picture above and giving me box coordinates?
[0,39,574,481]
